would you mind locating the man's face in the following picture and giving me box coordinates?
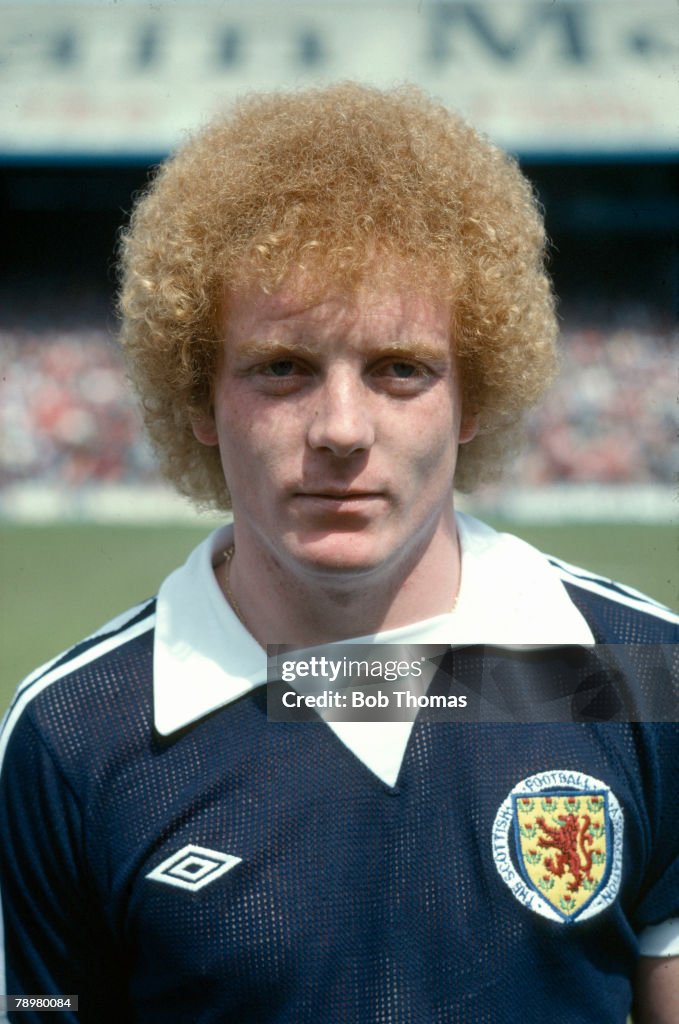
[193,276,477,583]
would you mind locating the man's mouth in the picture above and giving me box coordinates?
[293,490,386,508]
[295,488,384,499]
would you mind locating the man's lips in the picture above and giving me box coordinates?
[291,490,387,509]
[295,490,383,498]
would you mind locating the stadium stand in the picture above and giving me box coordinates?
[1,1,675,519]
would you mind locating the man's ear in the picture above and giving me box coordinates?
[191,412,219,447]
[459,412,480,445]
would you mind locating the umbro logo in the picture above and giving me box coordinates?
[146,844,242,892]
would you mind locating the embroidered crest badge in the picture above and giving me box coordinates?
[492,769,623,923]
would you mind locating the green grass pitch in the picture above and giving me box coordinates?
[1,520,677,714]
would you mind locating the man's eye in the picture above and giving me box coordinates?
[378,361,425,380]
[389,362,418,378]
[372,359,434,394]
[264,360,297,377]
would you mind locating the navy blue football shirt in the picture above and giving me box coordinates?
[1,515,677,1023]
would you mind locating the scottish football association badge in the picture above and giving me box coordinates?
[492,769,623,923]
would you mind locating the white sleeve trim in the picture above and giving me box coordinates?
[639,919,679,956]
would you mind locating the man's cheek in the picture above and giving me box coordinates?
[409,436,456,475]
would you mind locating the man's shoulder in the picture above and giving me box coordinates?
[456,513,678,646]
[1,598,157,770]
[545,553,679,644]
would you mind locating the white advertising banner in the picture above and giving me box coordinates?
[0,0,677,159]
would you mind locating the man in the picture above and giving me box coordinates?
[1,83,677,1023]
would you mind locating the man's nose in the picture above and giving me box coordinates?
[306,370,375,457]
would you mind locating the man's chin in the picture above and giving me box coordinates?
[282,535,396,580]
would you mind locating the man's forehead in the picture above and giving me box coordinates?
[223,276,452,340]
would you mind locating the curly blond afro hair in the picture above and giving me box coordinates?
[118,82,557,509]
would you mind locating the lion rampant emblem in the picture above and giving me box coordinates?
[513,791,609,918]
[535,812,595,892]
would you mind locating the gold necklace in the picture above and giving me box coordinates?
[222,545,245,624]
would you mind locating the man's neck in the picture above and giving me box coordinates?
[216,515,462,647]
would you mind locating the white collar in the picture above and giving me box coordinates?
[153,512,594,738]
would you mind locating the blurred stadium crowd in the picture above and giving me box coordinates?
[519,323,677,485]
[1,315,675,493]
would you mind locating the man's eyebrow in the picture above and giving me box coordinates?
[232,338,451,360]
[370,340,451,360]
[233,338,317,359]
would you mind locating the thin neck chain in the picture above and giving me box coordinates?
[222,545,246,625]
[222,544,459,633]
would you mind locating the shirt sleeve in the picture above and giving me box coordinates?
[0,709,127,1023]
[631,720,679,956]
[639,919,679,957]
